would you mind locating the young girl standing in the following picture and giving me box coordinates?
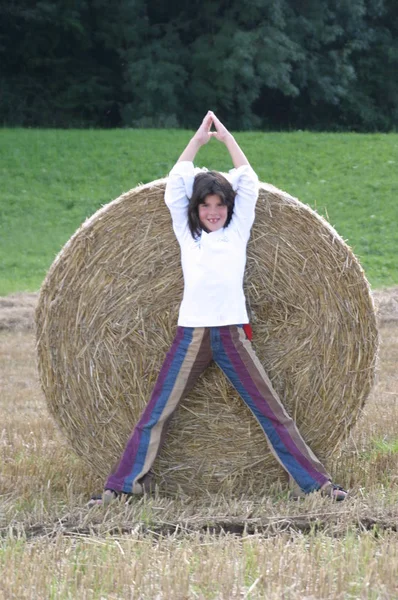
[90,111,347,506]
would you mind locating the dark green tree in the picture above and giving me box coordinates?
[0,0,122,126]
[118,0,189,127]
[281,0,397,130]
[0,0,397,130]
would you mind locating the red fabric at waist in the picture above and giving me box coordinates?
[243,323,253,341]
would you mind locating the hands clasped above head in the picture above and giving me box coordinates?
[177,110,249,167]
[194,111,232,146]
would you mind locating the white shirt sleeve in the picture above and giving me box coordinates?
[164,161,204,243]
[226,165,259,240]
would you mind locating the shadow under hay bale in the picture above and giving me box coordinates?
[35,179,378,496]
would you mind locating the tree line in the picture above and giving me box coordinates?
[1,0,397,130]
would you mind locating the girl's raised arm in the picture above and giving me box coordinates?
[177,111,214,162]
[209,111,250,169]
[177,111,250,168]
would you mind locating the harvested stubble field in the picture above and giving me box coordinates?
[0,291,398,599]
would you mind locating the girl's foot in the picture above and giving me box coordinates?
[87,489,122,508]
[320,482,347,501]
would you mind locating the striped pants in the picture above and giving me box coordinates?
[106,325,331,494]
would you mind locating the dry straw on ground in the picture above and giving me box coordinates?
[35,179,378,496]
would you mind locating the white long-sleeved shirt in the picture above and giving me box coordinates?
[165,160,259,327]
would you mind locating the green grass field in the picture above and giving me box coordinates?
[0,129,397,295]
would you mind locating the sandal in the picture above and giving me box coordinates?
[87,489,124,508]
[320,482,347,501]
[87,472,156,507]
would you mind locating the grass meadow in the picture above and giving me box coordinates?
[0,129,398,598]
[0,129,397,294]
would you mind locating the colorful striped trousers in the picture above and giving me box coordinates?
[106,325,331,495]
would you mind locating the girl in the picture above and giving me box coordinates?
[89,111,347,506]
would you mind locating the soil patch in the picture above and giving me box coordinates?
[0,293,38,332]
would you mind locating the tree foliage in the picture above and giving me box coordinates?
[0,0,397,130]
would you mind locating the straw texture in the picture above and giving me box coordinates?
[35,179,378,495]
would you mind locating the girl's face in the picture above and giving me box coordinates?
[198,194,228,232]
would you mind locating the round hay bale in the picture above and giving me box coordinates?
[35,178,378,496]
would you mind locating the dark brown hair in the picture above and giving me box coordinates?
[188,171,236,239]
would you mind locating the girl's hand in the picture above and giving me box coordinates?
[177,112,214,162]
[177,110,248,166]
[192,111,214,147]
[208,111,233,144]
[210,111,249,167]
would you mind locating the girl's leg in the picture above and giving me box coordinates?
[106,327,212,494]
[212,325,331,494]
